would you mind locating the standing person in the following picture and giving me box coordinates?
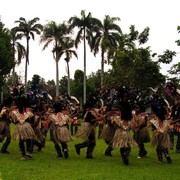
[131,105,150,158]
[10,95,36,160]
[0,97,12,154]
[48,102,73,159]
[111,99,137,165]
[75,96,104,159]
[169,97,180,153]
[30,101,47,151]
[29,112,45,152]
[101,100,121,156]
[150,104,172,163]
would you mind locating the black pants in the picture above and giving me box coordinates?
[156,146,171,162]
[138,143,147,157]
[120,147,131,165]
[75,130,96,158]
[53,140,68,158]
[19,139,32,156]
[170,130,180,150]
[105,142,113,155]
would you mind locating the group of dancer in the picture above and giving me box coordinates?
[0,84,180,165]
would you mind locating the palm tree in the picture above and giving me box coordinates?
[40,21,70,96]
[69,10,101,104]
[10,28,26,85]
[13,17,43,92]
[54,37,78,96]
[92,15,122,87]
[62,38,78,96]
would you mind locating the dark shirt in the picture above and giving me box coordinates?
[84,111,96,124]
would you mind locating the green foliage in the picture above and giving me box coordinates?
[59,76,68,95]
[158,50,176,64]
[71,70,84,103]
[0,22,14,88]
[46,79,56,98]
[102,25,166,88]
[168,63,180,83]
[88,71,101,89]
[105,46,165,88]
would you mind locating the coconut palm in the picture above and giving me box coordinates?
[13,17,43,91]
[62,38,78,96]
[54,37,78,96]
[92,15,122,87]
[69,10,101,104]
[10,28,26,85]
[40,21,70,96]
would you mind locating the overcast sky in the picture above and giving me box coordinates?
[0,0,180,82]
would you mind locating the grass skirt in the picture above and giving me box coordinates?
[151,131,171,149]
[100,124,116,144]
[50,125,73,143]
[34,128,45,142]
[13,122,36,141]
[75,122,95,140]
[112,128,137,148]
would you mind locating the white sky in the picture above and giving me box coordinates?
[0,0,180,82]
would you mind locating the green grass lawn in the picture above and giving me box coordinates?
[0,128,180,180]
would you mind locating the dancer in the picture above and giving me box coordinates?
[0,97,12,154]
[149,104,172,163]
[169,97,180,152]
[10,95,36,160]
[48,102,73,159]
[101,100,120,156]
[75,96,104,159]
[112,94,137,165]
[131,105,150,158]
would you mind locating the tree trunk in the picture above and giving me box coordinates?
[12,45,16,85]
[25,38,29,93]
[101,50,104,88]
[67,61,70,96]
[83,28,86,105]
[56,56,59,97]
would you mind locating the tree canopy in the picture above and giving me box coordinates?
[0,22,14,88]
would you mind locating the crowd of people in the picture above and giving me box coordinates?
[0,84,180,165]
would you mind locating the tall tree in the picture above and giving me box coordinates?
[10,28,25,85]
[69,10,100,104]
[54,36,77,96]
[0,21,14,88]
[92,15,122,87]
[104,25,166,88]
[13,17,43,92]
[40,21,70,96]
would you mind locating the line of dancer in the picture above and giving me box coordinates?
[0,84,179,165]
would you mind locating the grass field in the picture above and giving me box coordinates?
[0,128,180,180]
